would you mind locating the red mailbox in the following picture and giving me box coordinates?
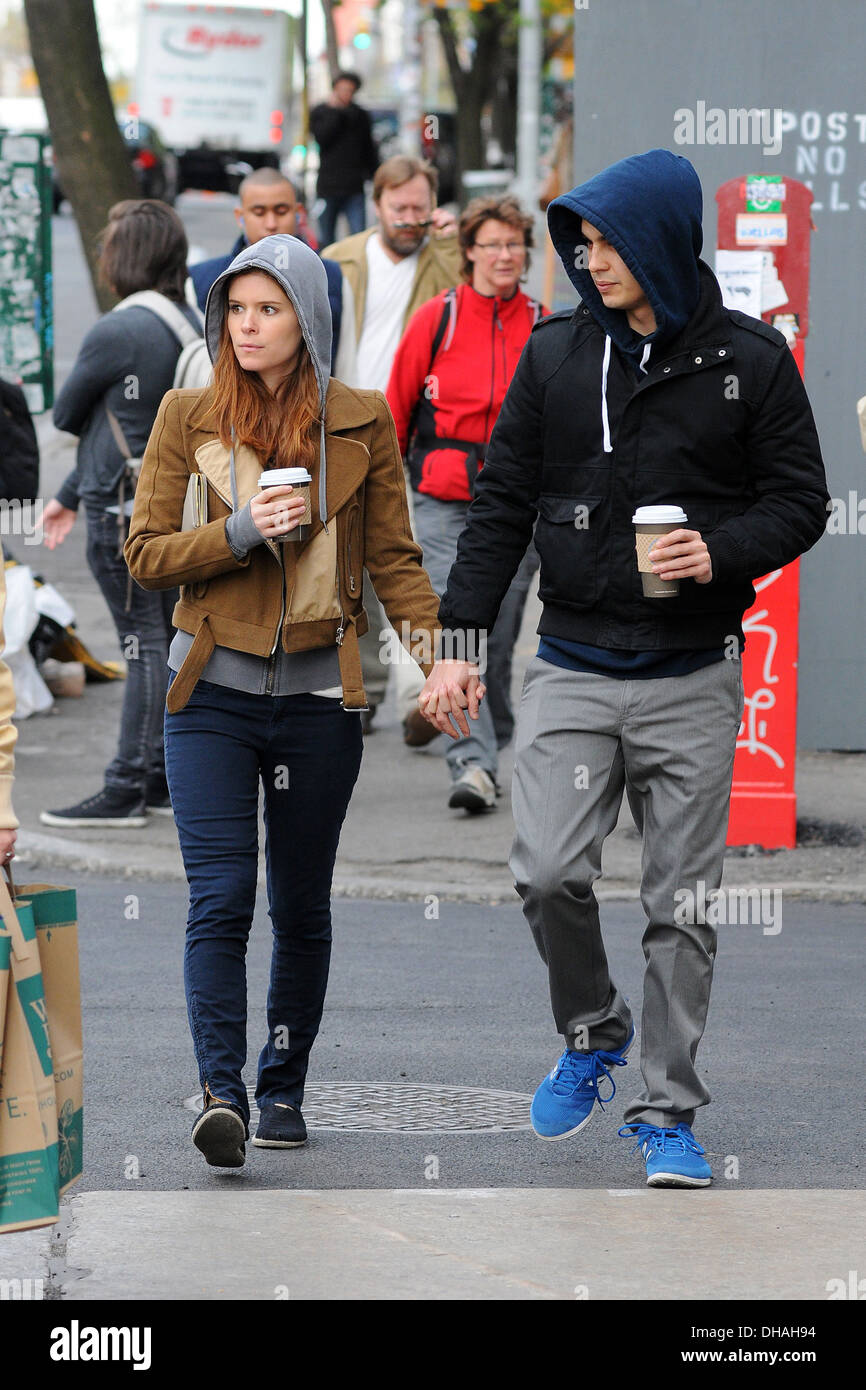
[715,175,815,849]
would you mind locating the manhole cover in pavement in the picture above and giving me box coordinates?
[185,1082,533,1133]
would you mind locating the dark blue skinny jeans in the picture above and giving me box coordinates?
[164,677,363,1125]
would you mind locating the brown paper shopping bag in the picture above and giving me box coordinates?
[0,881,59,1233]
[16,880,83,1194]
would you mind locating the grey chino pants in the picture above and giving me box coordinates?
[509,654,743,1129]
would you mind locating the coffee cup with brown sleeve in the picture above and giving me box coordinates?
[632,505,689,597]
[258,467,313,544]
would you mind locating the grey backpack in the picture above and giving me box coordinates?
[113,290,212,388]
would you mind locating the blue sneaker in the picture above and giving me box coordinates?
[618,1123,712,1187]
[530,1023,635,1140]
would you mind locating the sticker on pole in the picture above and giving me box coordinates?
[736,213,788,246]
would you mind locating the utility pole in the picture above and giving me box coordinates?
[300,0,309,190]
[515,0,541,212]
[399,0,423,156]
[516,0,543,300]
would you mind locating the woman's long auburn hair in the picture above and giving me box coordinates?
[209,274,321,472]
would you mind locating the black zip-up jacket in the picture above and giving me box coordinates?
[310,101,378,199]
[438,262,829,654]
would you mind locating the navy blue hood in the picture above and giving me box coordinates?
[547,149,703,363]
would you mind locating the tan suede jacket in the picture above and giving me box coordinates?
[323,228,463,344]
[124,381,441,713]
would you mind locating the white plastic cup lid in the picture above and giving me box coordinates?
[259,468,312,487]
[632,505,688,525]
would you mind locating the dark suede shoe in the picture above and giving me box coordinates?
[252,1102,307,1148]
[402,708,440,747]
[191,1101,247,1168]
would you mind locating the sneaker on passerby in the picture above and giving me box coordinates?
[448,763,498,813]
[191,1099,247,1168]
[252,1102,307,1149]
[40,786,148,828]
[144,773,173,817]
[531,1023,635,1140]
[618,1122,712,1188]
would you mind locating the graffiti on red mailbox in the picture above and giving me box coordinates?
[715,175,815,849]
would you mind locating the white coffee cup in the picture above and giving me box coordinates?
[632,505,689,597]
[258,467,312,543]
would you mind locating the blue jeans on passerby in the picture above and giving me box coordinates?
[412,489,538,783]
[317,191,366,249]
[85,507,176,795]
[164,677,364,1124]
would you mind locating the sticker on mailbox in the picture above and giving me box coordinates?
[736,213,788,246]
[745,177,786,212]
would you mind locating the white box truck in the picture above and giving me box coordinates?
[136,2,291,192]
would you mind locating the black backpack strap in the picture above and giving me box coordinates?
[427,287,457,372]
[406,289,457,456]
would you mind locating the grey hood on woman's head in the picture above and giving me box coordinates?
[203,234,334,524]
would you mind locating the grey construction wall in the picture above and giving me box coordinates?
[570,0,865,749]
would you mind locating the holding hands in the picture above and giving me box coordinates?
[417,659,486,739]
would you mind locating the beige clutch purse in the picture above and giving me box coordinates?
[181,473,208,530]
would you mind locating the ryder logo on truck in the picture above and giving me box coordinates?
[162,25,265,58]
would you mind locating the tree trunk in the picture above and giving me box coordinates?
[433,7,506,196]
[23,0,138,312]
[490,66,518,166]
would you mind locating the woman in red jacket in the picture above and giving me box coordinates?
[386,195,546,812]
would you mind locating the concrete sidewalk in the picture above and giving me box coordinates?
[11,420,866,903]
[4,1188,863,1300]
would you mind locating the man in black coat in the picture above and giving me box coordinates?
[417,149,829,1188]
[310,71,378,250]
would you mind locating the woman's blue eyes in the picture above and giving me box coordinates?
[229,304,277,314]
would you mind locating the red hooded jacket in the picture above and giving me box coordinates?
[386,282,546,502]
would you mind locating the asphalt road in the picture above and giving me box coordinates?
[60,873,864,1193]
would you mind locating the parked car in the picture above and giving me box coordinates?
[53,119,179,210]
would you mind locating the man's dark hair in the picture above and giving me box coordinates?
[238,167,299,203]
[334,70,362,93]
[98,199,188,302]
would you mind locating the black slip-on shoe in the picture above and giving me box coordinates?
[252,1102,307,1148]
[191,1101,247,1168]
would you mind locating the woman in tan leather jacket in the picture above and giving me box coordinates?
[126,234,441,1168]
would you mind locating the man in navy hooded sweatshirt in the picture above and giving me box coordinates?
[416,150,829,1186]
